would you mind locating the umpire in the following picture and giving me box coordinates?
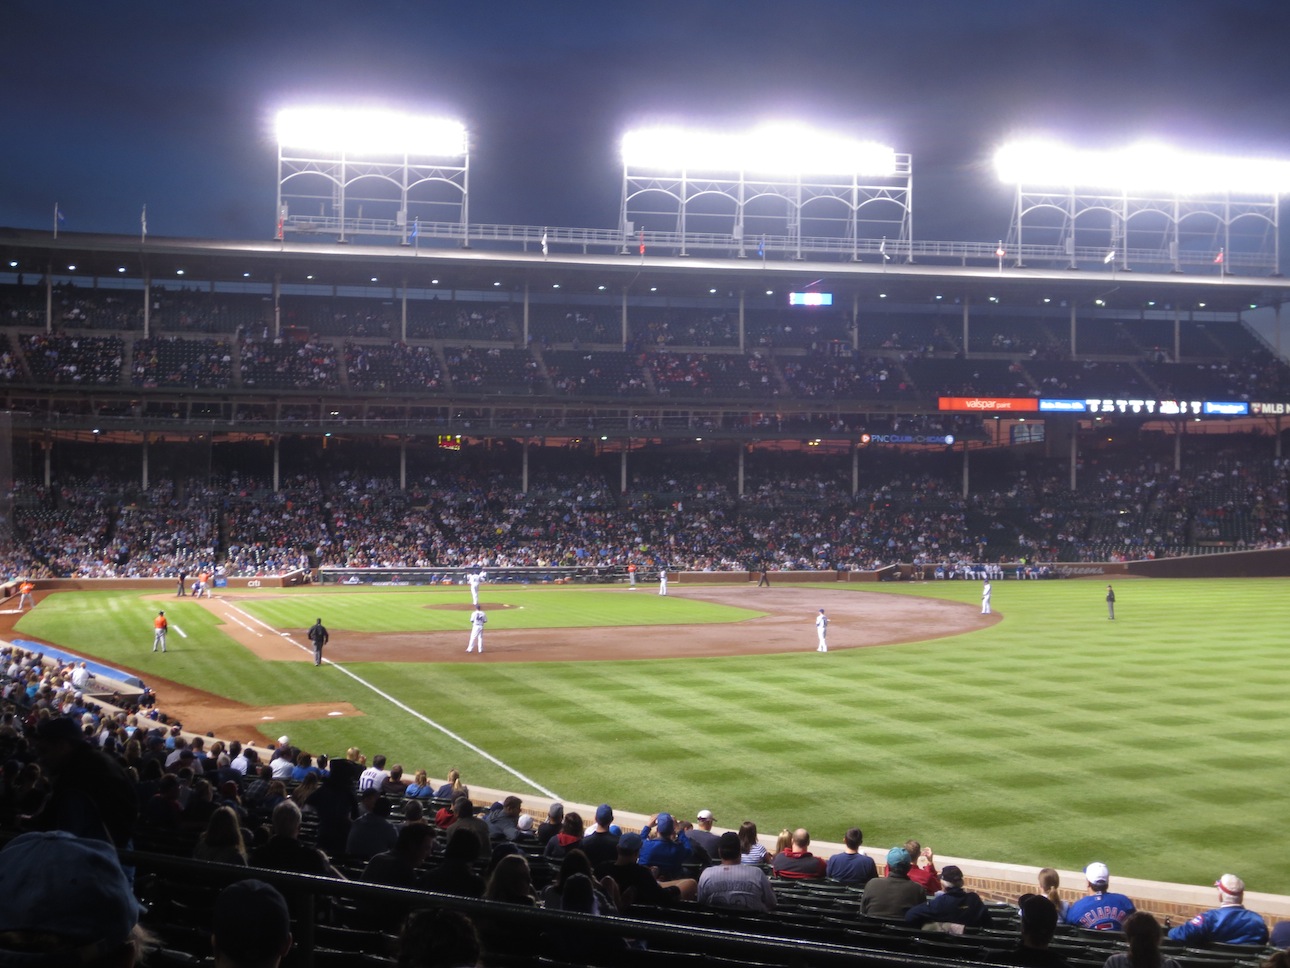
[308,617,329,666]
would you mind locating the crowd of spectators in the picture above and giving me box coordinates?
[1,441,1285,581]
[239,335,341,390]
[3,281,1290,404]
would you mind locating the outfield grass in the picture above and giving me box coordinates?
[16,578,1290,893]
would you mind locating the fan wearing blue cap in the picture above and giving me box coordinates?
[639,811,697,880]
[859,846,928,918]
[581,803,621,868]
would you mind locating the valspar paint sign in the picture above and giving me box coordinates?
[938,397,1039,412]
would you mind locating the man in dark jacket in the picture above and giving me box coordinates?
[905,865,991,928]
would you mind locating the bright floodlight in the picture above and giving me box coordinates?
[276,107,467,157]
[622,124,897,177]
[995,139,1290,195]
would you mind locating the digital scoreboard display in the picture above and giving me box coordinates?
[788,292,833,307]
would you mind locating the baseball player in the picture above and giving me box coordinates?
[627,563,637,588]
[467,606,487,653]
[1106,584,1115,620]
[466,569,485,605]
[981,579,992,615]
[152,611,169,653]
[17,580,35,609]
[815,608,829,652]
[658,569,668,596]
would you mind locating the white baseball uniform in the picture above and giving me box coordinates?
[467,571,484,605]
[981,580,992,614]
[467,608,487,653]
[815,610,828,652]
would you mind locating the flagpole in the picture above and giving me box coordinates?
[141,204,148,244]
[53,203,60,240]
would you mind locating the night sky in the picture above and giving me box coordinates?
[4,0,1290,244]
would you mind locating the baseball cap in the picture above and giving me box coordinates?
[1216,874,1245,896]
[517,814,534,831]
[887,846,913,869]
[655,812,675,836]
[1084,862,1110,886]
[941,865,964,884]
[596,803,614,826]
[0,831,141,945]
[697,809,714,821]
[619,832,643,852]
[277,735,289,746]
[212,879,291,964]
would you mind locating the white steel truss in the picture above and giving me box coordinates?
[620,156,913,260]
[1005,185,1280,274]
[277,148,469,245]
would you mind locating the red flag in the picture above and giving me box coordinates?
[1213,249,1224,265]
[639,230,645,256]
[995,245,1006,259]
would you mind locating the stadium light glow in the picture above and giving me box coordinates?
[995,139,1290,194]
[276,107,467,157]
[622,123,897,177]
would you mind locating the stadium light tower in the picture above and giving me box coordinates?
[620,122,912,260]
[996,138,1290,275]
[275,106,469,245]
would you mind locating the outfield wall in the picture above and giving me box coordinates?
[10,548,1290,601]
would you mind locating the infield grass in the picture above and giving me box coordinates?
[16,577,1290,893]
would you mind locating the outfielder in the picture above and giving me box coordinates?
[658,569,668,596]
[467,606,487,653]
[815,608,829,652]
[981,579,992,615]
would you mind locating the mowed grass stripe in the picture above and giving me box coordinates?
[236,588,764,633]
[14,578,1290,890]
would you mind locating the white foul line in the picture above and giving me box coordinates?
[171,624,188,639]
[221,602,558,800]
